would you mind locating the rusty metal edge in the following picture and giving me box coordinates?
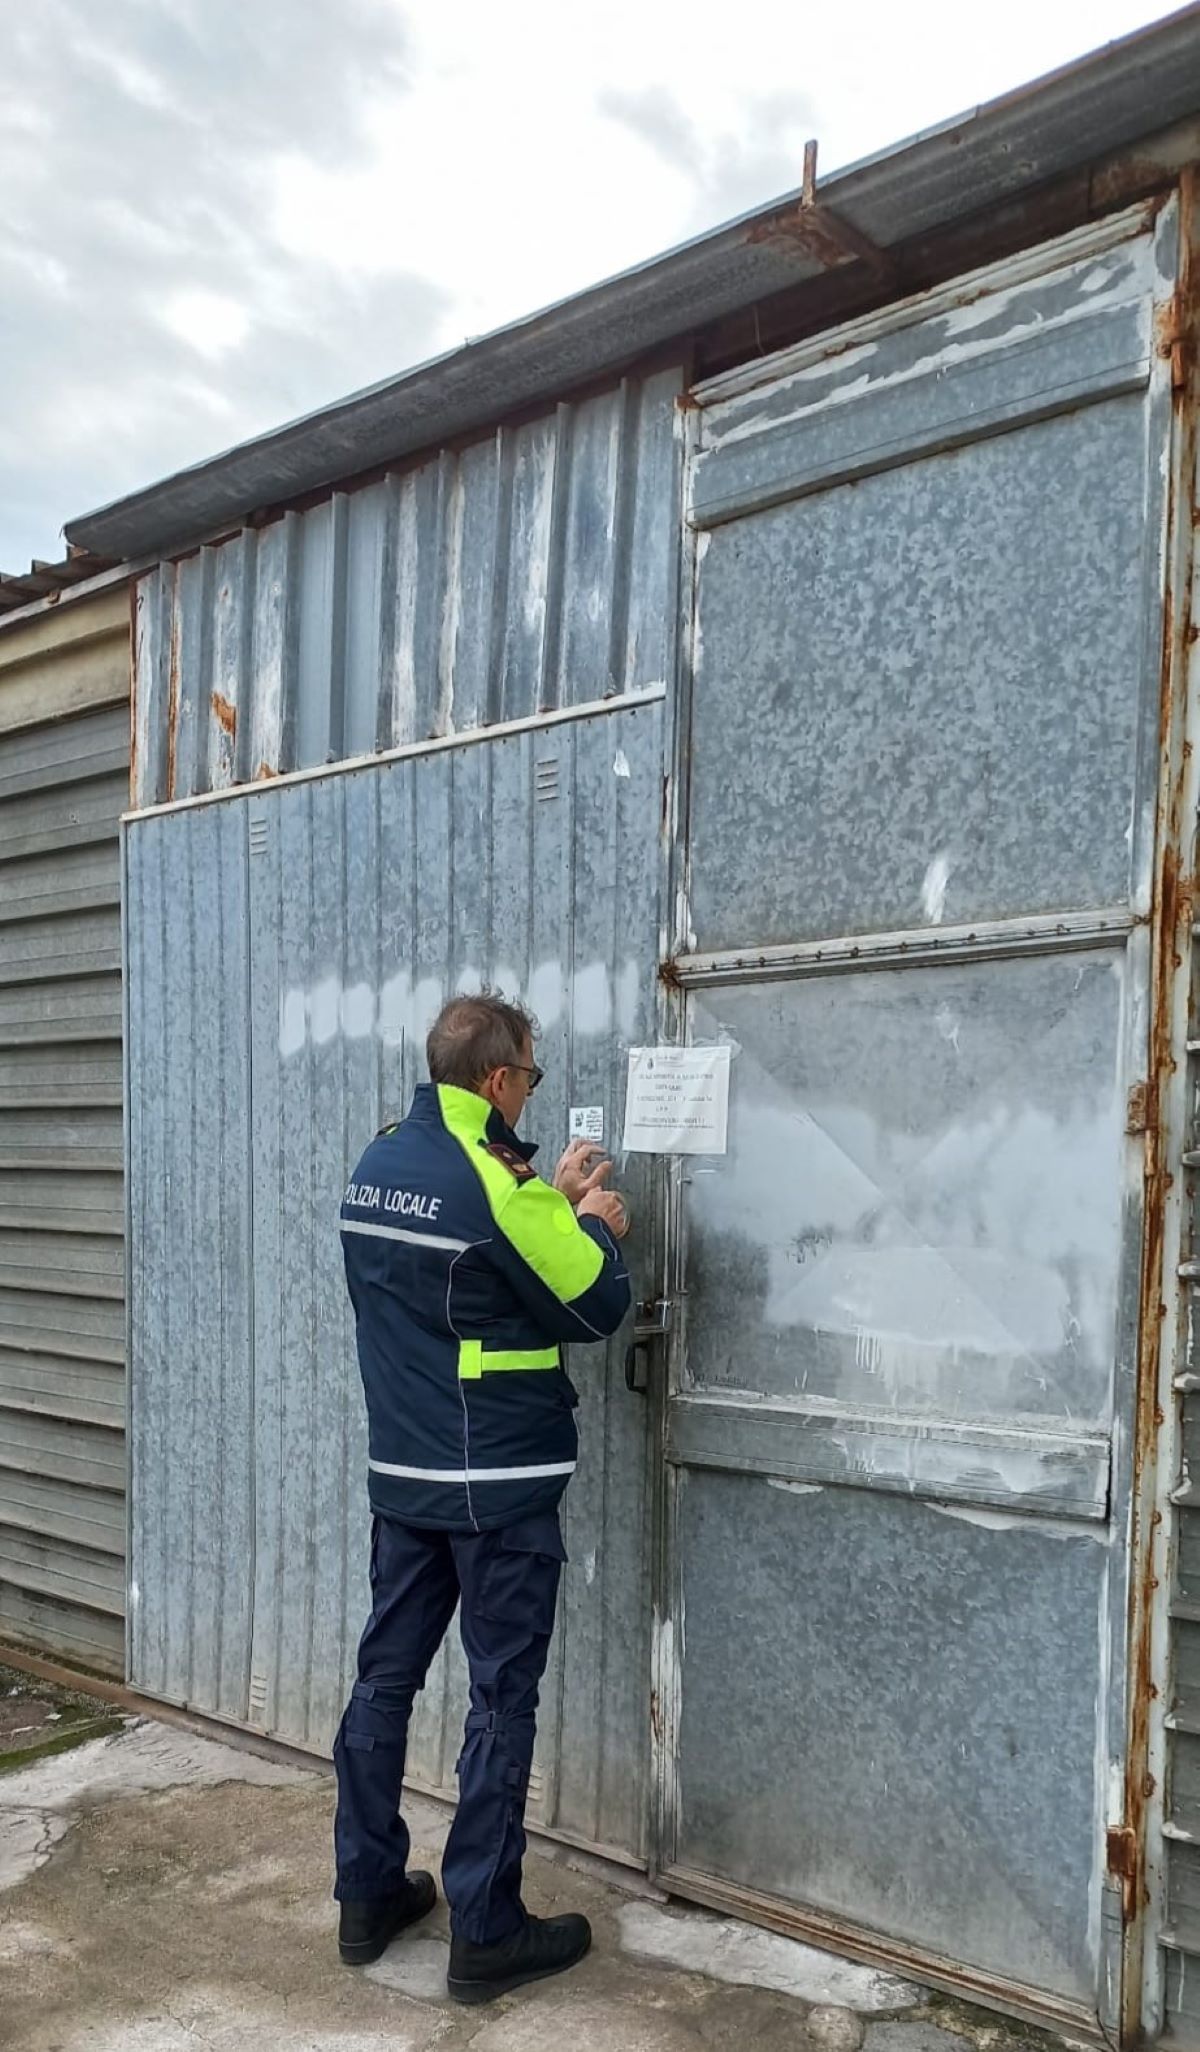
[1121,166,1200,2047]
[661,1862,1104,2042]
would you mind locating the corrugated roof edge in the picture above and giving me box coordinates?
[65,2,1200,563]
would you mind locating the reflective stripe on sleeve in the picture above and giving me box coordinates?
[457,1340,560,1380]
[341,1218,470,1253]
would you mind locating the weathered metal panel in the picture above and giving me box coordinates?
[683,952,1128,1431]
[126,802,255,1719]
[0,621,129,1674]
[127,697,662,1860]
[684,226,1165,953]
[675,1471,1110,1999]
[657,207,1177,2033]
[131,370,681,809]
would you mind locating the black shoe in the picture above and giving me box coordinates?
[338,1872,437,1965]
[447,1912,592,2004]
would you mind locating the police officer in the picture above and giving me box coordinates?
[334,992,631,2006]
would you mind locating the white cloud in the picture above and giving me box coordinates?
[159,287,252,359]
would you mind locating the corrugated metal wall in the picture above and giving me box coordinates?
[131,368,682,810]
[126,696,663,1859]
[0,589,130,1672]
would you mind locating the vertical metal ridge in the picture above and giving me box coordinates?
[375,475,403,753]
[120,819,134,1685]
[538,403,573,716]
[276,512,302,778]
[183,815,199,1709]
[607,379,641,698]
[239,803,259,1723]
[327,496,350,766]
[486,428,516,729]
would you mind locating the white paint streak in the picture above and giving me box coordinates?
[523,437,556,638]
[409,976,444,1045]
[920,852,951,925]
[927,1501,1102,1539]
[615,959,640,1041]
[767,1479,823,1496]
[391,474,420,742]
[279,988,306,1059]
[934,1001,961,1054]
[378,970,411,1049]
[437,466,465,735]
[828,1425,1089,1510]
[340,982,375,1039]
[307,974,341,1045]
[572,960,612,1037]
[526,959,565,1031]
[613,747,631,779]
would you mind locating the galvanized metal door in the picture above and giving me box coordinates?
[655,207,1179,2032]
[126,693,663,1863]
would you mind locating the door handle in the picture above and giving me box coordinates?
[624,1298,672,1395]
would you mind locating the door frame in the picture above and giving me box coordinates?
[646,193,1197,2047]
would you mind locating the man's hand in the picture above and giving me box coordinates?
[553,1140,612,1206]
[578,1188,630,1239]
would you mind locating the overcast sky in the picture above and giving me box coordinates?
[0,0,1181,571]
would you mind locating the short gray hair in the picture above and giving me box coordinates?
[426,992,536,1089]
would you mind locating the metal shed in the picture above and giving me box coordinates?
[65,10,1200,2045]
[0,570,131,1673]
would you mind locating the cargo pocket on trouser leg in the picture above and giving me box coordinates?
[474,1515,567,1646]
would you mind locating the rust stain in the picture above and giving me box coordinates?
[1126,1080,1155,1136]
[658,958,683,991]
[1090,153,1189,213]
[211,690,237,739]
[1156,289,1194,393]
[255,761,278,781]
[748,204,857,272]
[1121,166,1199,2036]
[1107,1822,1139,1926]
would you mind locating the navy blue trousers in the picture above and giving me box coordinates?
[333,1509,565,1945]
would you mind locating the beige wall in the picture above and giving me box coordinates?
[0,586,130,740]
[0,583,132,1672]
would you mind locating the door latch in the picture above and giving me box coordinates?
[624,1298,672,1394]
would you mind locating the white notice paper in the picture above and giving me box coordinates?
[569,1105,604,1143]
[623,1045,731,1155]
